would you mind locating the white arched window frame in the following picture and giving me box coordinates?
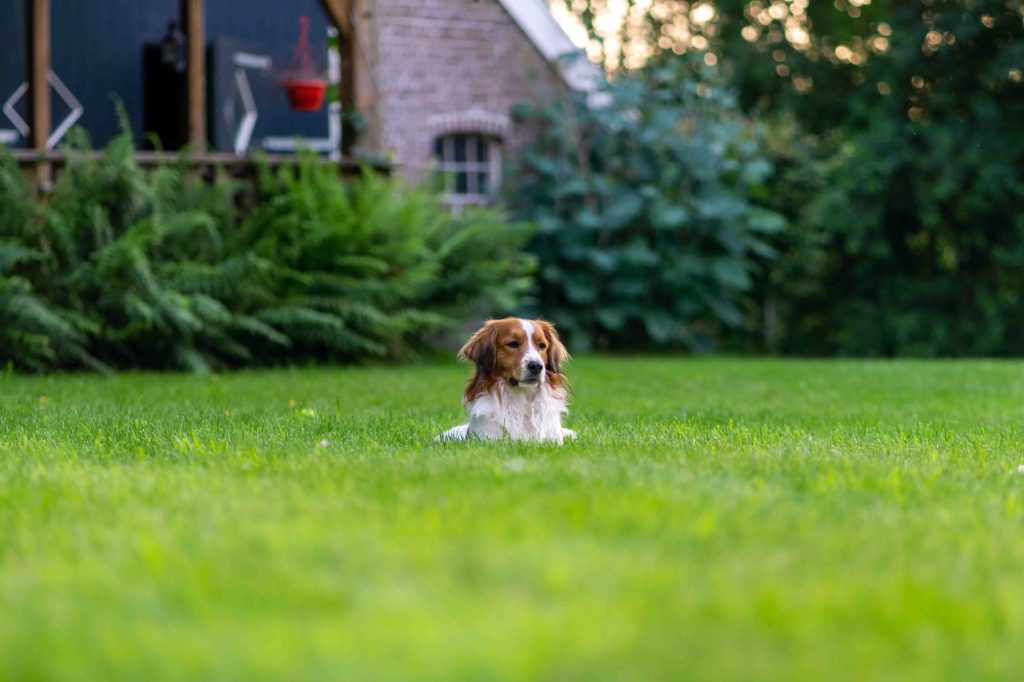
[434,133,503,205]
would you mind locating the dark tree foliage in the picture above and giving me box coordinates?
[548,0,1024,355]
[738,1,1024,354]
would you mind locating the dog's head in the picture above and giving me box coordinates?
[458,318,569,400]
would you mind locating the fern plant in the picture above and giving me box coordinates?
[2,127,534,372]
[32,130,241,370]
[236,157,534,364]
[0,151,102,371]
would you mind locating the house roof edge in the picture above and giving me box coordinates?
[495,0,603,92]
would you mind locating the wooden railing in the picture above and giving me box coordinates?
[9,148,390,195]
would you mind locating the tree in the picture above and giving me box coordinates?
[547,0,1024,355]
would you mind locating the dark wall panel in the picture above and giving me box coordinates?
[50,0,179,146]
[0,2,28,148]
[5,0,332,150]
[205,0,331,147]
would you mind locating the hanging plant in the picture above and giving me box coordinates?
[281,16,327,112]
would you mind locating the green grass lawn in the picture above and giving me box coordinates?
[3,358,1024,680]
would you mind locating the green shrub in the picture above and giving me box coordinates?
[0,243,102,373]
[0,131,534,372]
[510,58,786,352]
[0,152,100,371]
[33,130,273,371]
[234,159,535,364]
[794,121,1024,357]
[738,118,832,355]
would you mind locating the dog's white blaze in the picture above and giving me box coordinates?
[520,319,542,368]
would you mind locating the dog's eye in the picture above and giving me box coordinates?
[538,343,547,350]
[506,341,520,349]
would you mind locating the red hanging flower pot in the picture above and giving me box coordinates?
[284,79,327,111]
[281,16,327,112]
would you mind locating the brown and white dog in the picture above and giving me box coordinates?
[437,318,576,443]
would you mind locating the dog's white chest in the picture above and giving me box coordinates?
[467,382,568,443]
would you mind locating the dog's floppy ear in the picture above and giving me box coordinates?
[537,320,569,374]
[458,321,497,376]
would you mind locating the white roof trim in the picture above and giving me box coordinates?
[496,0,604,93]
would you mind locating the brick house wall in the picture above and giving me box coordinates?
[361,0,569,185]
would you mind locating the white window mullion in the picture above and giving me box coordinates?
[443,136,455,193]
[467,136,478,195]
[489,139,501,198]
[433,133,502,202]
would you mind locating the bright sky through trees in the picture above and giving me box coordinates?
[548,0,897,73]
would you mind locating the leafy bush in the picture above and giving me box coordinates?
[738,118,832,355]
[234,160,535,364]
[510,58,786,352]
[0,153,100,371]
[0,243,101,372]
[30,130,272,372]
[0,130,534,372]
[805,115,1024,357]
[738,3,1024,357]
[542,1,1024,358]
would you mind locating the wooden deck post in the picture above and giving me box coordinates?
[339,24,356,157]
[27,0,51,189]
[317,0,356,157]
[182,0,206,148]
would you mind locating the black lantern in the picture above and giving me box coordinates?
[160,21,186,72]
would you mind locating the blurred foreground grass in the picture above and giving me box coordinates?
[3,358,1024,680]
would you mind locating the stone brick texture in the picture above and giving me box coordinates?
[368,0,566,181]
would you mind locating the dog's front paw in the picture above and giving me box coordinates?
[561,428,577,439]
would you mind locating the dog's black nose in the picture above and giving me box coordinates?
[526,360,543,375]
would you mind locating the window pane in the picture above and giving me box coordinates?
[434,137,443,159]
[456,171,469,194]
[478,172,489,195]
[478,138,489,162]
[454,135,467,162]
